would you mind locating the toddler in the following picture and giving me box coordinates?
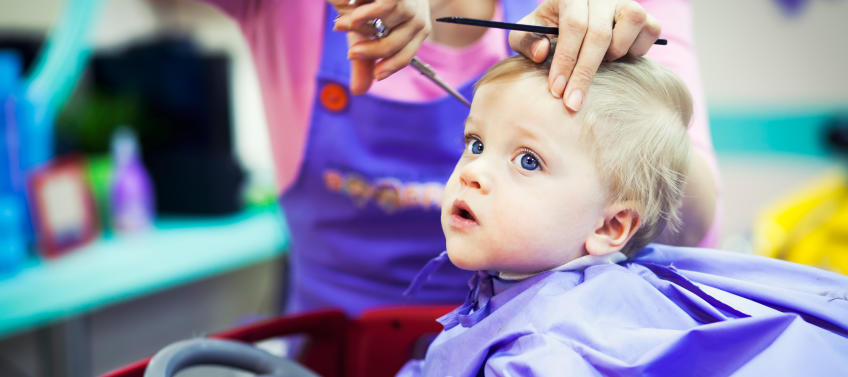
[399,54,848,376]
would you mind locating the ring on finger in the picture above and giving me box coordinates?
[368,18,389,39]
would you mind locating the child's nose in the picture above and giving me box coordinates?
[459,161,490,194]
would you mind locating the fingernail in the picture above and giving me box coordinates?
[566,89,584,111]
[550,76,566,98]
[375,71,389,81]
[532,41,547,61]
[348,49,360,59]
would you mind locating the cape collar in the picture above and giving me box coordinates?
[404,251,628,330]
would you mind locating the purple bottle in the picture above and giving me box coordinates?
[110,127,154,233]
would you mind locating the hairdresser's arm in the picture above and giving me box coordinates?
[509,0,661,112]
[195,0,324,191]
[657,151,718,246]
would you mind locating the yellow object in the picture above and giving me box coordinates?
[754,171,848,275]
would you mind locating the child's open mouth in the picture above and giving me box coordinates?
[450,199,479,229]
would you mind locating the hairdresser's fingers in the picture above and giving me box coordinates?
[338,0,429,87]
[629,14,661,56]
[347,14,426,64]
[561,1,614,112]
[334,0,426,40]
[605,1,646,61]
[350,59,375,95]
[334,1,418,52]
[507,2,559,63]
[326,0,369,7]
[328,0,374,21]
[330,0,373,35]
[373,26,428,80]
[548,0,589,100]
[345,0,418,31]
[326,0,355,9]
[334,15,386,36]
[348,32,376,95]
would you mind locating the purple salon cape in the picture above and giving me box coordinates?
[398,244,848,376]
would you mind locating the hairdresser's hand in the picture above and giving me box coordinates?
[509,0,662,112]
[330,0,431,95]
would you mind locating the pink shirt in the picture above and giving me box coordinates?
[204,0,719,245]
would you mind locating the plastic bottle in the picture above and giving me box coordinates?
[110,127,154,233]
[1,51,31,271]
[0,195,26,276]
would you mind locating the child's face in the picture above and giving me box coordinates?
[441,76,609,275]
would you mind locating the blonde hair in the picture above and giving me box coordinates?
[475,54,692,257]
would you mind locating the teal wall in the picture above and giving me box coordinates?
[710,107,847,157]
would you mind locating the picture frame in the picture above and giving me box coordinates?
[28,157,99,258]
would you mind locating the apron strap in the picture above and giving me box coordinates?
[319,5,351,83]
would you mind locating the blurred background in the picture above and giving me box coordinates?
[0,0,846,376]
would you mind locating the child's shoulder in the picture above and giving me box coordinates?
[523,263,692,327]
[504,242,848,334]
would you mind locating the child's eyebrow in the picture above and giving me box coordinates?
[511,121,552,149]
[464,116,481,131]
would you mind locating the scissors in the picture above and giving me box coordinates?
[408,17,668,107]
[409,57,471,107]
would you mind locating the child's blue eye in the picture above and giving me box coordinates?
[513,152,540,171]
[521,154,539,170]
[466,138,484,155]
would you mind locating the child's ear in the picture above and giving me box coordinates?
[585,203,641,256]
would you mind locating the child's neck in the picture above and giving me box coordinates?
[497,252,628,281]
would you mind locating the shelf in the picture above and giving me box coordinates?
[0,207,289,339]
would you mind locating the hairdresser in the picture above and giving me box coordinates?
[199,0,719,316]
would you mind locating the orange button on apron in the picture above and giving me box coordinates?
[320,82,349,113]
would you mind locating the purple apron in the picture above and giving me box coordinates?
[398,244,848,376]
[279,1,537,316]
